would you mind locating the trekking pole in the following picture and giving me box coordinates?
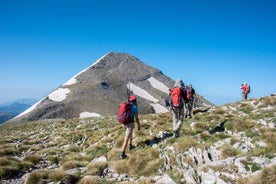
[127,82,130,103]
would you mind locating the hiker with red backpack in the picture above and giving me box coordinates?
[185,84,196,118]
[240,82,250,100]
[118,95,140,159]
[169,79,187,138]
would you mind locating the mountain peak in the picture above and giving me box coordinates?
[8,52,212,123]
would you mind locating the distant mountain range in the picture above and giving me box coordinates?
[0,99,37,124]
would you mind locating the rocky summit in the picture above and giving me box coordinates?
[8,52,211,123]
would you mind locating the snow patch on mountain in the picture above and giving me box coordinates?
[127,81,169,113]
[79,112,102,119]
[150,103,169,113]
[48,88,70,102]
[127,82,159,103]
[147,77,170,94]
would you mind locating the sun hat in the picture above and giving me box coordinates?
[129,95,137,102]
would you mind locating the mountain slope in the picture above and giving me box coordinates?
[0,95,275,183]
[9,52,212,123]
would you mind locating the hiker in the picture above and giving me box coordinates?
[240,82,250,100]
[120,95,141,159]
[169,79,187,138]
[185,84,196,118]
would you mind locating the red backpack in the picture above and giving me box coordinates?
[170,87,183,107]
[246,85,250,94]
[117,102,132,124]
[186,87,192,100]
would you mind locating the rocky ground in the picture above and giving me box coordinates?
[1,95,276,184]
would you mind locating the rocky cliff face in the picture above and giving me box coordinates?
[9,52,212,123]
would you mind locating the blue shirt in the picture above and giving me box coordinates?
[130,104,138,121]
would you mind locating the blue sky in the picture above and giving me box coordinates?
[0,0,275,105]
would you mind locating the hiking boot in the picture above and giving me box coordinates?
[128,144,133,150]
[120,152,127,159]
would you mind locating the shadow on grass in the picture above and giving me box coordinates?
[143,132,173,147]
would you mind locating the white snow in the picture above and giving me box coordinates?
[48,88,70,102]
[127,82,159,103]
[79,112,102,118]
[150,103,169,113]
[63,53,108,86]
[127,82,169,113]
[14,98,44,118]
[147,77,170,94]
[63,78,77,86]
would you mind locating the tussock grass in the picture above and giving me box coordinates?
[130,148,161,176]
[85,145,109,161]
[237,165,276,184]
[230,137,240,145]
[228,118,255,132]
[237,103,254,114]
[260,96,276,106]
[167,170,184,184]
[78,175,115,184]
[0,166,20,180]
[192,121,210,134]
[200,131,219,143]
[24,154,42,165]
[25,170,80,184]
[260,130,276,157]
[48,170,80,184]
[62,160,83,170]
[67,144,82,152]
[261,165,276,184]
[109,147,162,177]
[0,147,19,156]
[17,161,34,172]
[175,136,200,152]
[1,95,276,182]
[86,162,108,175]
[220,145,241,159]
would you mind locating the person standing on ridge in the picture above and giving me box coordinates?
[185,84,196,118]
[120,95,141,159]
[169,79,187,138]
[240,82,250,100]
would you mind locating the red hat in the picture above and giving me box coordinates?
[129,95,137,102]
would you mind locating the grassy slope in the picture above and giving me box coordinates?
[0,96,276,183]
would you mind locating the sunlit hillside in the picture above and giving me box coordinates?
[1,95,276,184]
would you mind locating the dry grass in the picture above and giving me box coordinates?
[86,161,107,175]
[220,145,241,159]
[237,165,276,184]
[0,166,19,180]
[25,170,80,184]
[61,160,83,170]
[78,175,115,184]
[24,154,42,165]
[175,136,200,152]
[1,95,276,182]
[25,170,48,184]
